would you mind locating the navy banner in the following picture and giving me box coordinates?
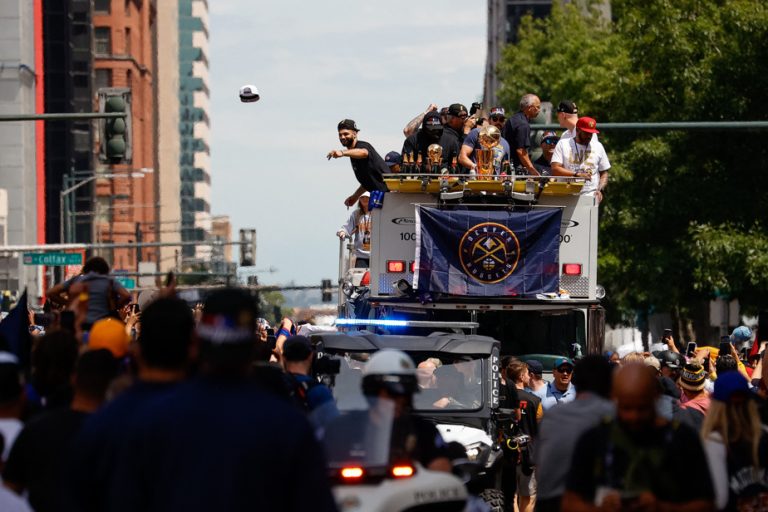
[414,207,562,297]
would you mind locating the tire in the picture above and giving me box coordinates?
[478,488,505,512]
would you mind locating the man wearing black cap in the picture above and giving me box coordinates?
[502,93,541,176]
[442,103,475,146]
[458,106,511,175]
[534,131,559,175]
[281,335,338,422]
[401,111,460,169]
[402,103,438,138]
[327,119,389,208]
[384,151,402,173]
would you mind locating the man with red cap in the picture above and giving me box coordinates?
[551,117,610,203]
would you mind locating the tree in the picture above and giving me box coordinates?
[496,0,768,341]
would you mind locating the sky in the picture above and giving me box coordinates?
[209,1,486,286]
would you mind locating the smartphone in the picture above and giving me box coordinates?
[131,303,140,315]
[663,328,672,338]
[686,341,697,357]
[719,336,732,355]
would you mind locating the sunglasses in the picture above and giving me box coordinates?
[490,115,506,122]
[543,138,559,145]
[555,366,573,374]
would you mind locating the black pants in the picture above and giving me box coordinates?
[535,496,561,512]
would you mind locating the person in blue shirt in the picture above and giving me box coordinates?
[542,357,576,410]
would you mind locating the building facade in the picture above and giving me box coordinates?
[155,0,182,272]
[0,0,41,295]
[178,0,211,262]
[92,0,158,273]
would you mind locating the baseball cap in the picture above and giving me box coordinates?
[489,107,506,118]
[447,103,468,117]
[88,317,130,358]
[541,130,560,144]
[384,151,402,168]
[439,106,449,116]
[657,350,683,370]
[712,371,751,402]
[526,360,544,376]
[282,335,313,362]
[679,362,707,391]
[423,111,443,129]
[553,357,574,370]
[557,100,578,114]
[731,326,752,343]
[576,117,600,134]
[338,119,359,132]
[644,356,661,372]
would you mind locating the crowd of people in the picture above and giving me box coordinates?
[0,255,766,511]
[498,329,768,512]
[327,95,611,206]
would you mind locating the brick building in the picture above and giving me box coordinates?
[92,0,158,272]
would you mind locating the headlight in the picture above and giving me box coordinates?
[465,441,486,462]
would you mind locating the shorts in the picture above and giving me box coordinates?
[515,465,537,497]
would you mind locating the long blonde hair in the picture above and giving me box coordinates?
[701,399,763,468]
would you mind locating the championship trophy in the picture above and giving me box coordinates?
[427,144,443,174]
[475,125,500,180]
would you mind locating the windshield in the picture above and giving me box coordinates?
[328,351,485,412]
[322,398,395,470]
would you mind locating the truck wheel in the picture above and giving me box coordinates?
[478,488,504,512]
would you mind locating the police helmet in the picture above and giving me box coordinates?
[362,349,418,397]
[657,350,684,370]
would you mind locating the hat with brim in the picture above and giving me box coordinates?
[713,371,752,402]
[576,117,599,134]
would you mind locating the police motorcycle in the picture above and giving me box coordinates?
[321,350,472,512]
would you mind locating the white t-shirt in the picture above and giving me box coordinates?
[551,137,610,194]
[0,418,22,461]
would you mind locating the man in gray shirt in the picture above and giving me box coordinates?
[534,356,615,512]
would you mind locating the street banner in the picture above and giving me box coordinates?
[414,207,562,297]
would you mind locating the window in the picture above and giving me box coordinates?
[95,69,112,90]
[94,0,110,13]
[94,27,111,55]
[125,27,131,55]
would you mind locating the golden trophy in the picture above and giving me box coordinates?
[475,125,500,180]
[427,144,443,173]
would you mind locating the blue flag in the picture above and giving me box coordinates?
[414,207,562,297]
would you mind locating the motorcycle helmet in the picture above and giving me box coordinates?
[657,350,684,370]
[362,349,418,397]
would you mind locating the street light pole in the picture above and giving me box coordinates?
[59,171,146,244]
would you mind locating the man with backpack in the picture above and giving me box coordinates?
[281,335,339,430]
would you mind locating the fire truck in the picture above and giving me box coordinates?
[336,173,605,362]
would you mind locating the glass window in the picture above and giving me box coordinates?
[95,69,112,90]
[94,0,110,13]
[94,27,111,55]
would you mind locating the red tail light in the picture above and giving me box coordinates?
[562,263,582,276]
[409,261,416,273]
[340,467,364,480]
[360,271,370,286]
[391,465,415,478]
[387,260,406,273]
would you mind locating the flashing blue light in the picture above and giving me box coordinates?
[334,318,409,327]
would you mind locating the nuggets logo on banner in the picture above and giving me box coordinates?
[413,207,562,297]
[459,223,520,283]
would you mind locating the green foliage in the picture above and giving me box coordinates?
[496,0,768,323]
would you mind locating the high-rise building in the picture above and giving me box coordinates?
[92,0,158,272]
[0,0,42,295]
[178,0,211,263]
[155,0,182,272]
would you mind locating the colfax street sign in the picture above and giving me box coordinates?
[23,252,84,266]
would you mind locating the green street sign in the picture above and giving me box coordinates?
[115,277,136,289]
[23,252,83,266]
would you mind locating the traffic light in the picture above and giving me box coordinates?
[321,279,333,302]
[98,88,132,164]
[239,228,257,267]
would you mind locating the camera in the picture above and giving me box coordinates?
[239,84,260,103]
[470,102,482,116]
[313,353,341,376]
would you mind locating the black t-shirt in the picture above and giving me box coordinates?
[534,154,551,175]
[3,407,89,512]
[502,111,531,167]
[349,140,389,192]
[566,419,714,505]
[401,130,460,170]
[516,388,541,440]
[724,432,768,510]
